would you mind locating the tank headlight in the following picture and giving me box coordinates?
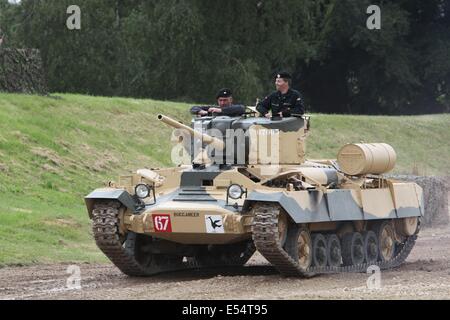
[228,184,244,200]
[135,184,150,199]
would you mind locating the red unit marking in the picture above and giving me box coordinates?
[152,214,172,232]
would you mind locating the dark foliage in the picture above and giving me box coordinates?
[1,0,448,114]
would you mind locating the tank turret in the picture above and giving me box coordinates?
[160,114,309,167]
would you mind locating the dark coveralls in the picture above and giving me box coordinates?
[256,89,305,117]
[190,105,246,117]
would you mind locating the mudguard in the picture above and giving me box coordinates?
[85,188,137,218]
[245,185,422,224]
[245,190,330,223]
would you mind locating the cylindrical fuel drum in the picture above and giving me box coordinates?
[337,143,397,176]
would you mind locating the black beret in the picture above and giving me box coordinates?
[276,72,292,80]
[216,88,232,99]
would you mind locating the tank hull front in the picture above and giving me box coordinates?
[124,201,252,244]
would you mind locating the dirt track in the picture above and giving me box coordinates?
[1,224,450,300]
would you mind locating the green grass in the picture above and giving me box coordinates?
[307,113,450,175]
[0,92,449,266]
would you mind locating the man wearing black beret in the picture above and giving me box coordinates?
[190,88,246,117]
[256,72,305,118]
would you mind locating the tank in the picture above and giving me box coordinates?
[85,111,423,277]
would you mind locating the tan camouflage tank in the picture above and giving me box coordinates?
[85,109,423,277]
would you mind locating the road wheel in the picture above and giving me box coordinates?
[363,231,379,264]
[342,232,365,266]
[326,234,342,267]
[375,221,396,262]
[312,234,328,267]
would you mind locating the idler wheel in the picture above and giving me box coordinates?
[395,217,419,237]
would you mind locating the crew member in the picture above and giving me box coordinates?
[190,88,245,117]
[256,72,305,118]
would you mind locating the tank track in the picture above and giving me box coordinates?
[92,201,186,276]
[252,203,417,277]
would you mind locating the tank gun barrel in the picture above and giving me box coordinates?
[157,114,225,151]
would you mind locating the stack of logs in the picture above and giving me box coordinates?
[0,48,48,94]
[390,175,449,227]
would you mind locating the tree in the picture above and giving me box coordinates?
[1,0,448,114]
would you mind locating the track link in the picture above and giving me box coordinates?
[252,203,417,277]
